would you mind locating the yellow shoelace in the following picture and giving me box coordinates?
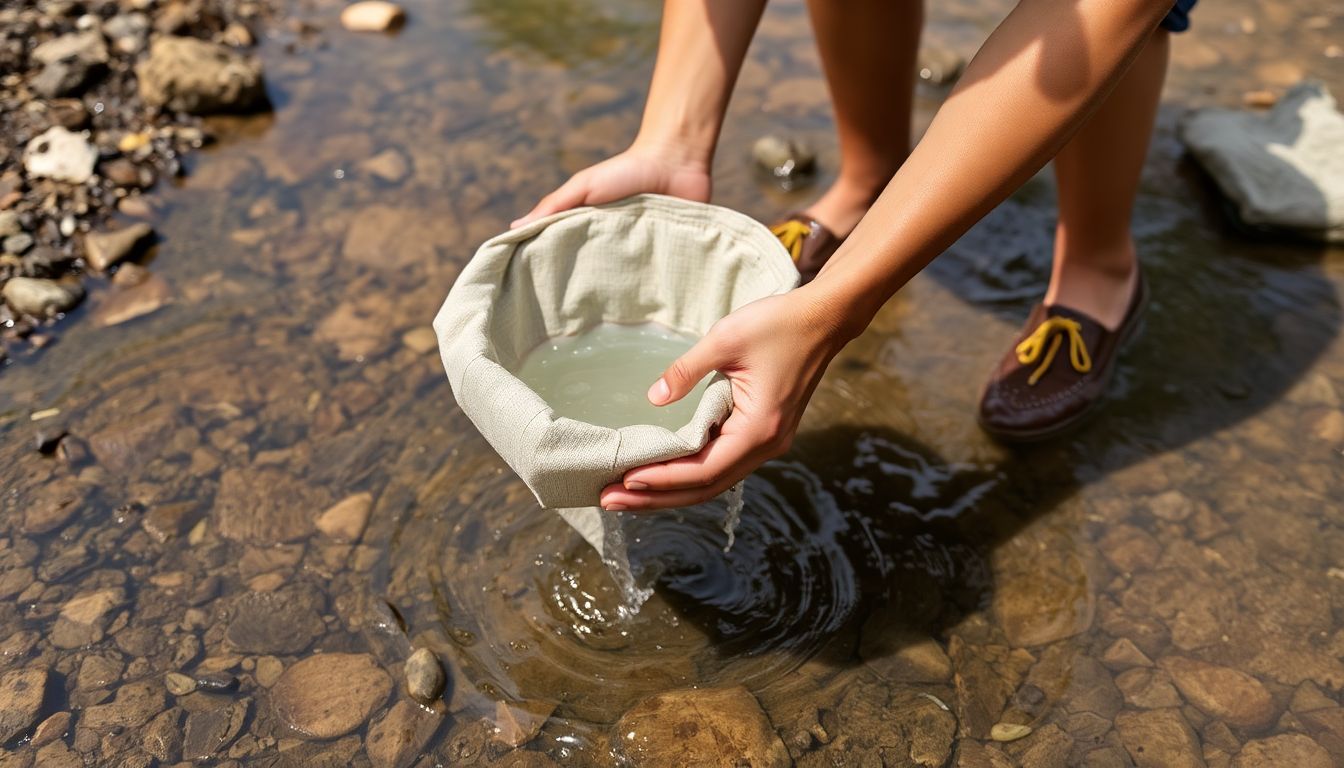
[770,220,811,263]
[1015,316,1093,386]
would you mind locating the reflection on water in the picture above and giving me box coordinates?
[1,0,1343,764]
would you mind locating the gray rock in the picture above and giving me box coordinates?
[2,277,85,317]
[0,210,20,237]
[30,31,108,97]
[84,223,155,271]
[51,588,124,649]
[271,653,392,739]
[0,667,48,743]
[917,45,965,85]
[224,588,326,655]
[23,126,98,184]
[404,648,445,704]
[3,232,33,254]
[182,699,249,760]
[136,35,267,114]
[366,700,443,768]
[752,134,816,181]
[104,13,151,55]
[1180,81,1344,241]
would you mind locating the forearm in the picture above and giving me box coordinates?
[808,0,1173,337]
[632,0,767,167]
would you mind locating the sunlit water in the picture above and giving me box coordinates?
[0,0,1341,764]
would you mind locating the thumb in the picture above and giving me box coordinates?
[650,335,726,406]
[511,175,591,229]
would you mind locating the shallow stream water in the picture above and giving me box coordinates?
[2,0,1343,765]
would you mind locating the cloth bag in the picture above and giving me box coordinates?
[432,194,798,553]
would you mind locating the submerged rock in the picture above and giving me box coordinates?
[52,588,124,648]
[94,273,172,327]
[23,126,98,184]
[1233,733,1333,768]
[136,36,268,114]
[493,699,555,748]
[84,223,155,271]
[272,653,392,739]
[917,45,965,85]
[752,134,816,184]
[316,492,373,542]
[1180,81,1344,241]
[404,647,445,704]
[2,277,84,318]
[1114,708,1204,768]
[0,667,48,743]
[340,1,406,31]
[366,699,443,767]
[1159,656,1278,729]
[614,685,790,768]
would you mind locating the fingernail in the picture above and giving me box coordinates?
[648,378,670,405]
[625,481,648,490]
[604,503,628,511]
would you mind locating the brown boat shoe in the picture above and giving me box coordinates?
[978,272,1148,442]
[769,213,844,285]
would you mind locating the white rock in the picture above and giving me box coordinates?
[23,127,98,184]
[340,1,406,32]
[1180,81,1344,242]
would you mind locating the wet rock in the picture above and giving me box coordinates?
[1289,681,1337,714]
[52,588,124,648]
[31,710,71,748]
[182,698,249,760]
[752,134,816,181]
[271,653,392,739]
[990,723,1032,741]
[316,492,373,543]
[36,741,82,767]
[0,667,48,743]
[1098,524,1161,573]
[87,403,178,474]
[1160,656,1277,729]
[365,699,443,768]
[3,277,85,318]
[4,233,33,254]
[1233,733,1331,768]
[255,656,284,688]
[992,539,1094,647]
[1179,82,1344,242]
[142,502,197,543]
[917,45,965,85]
[1114,708,1204,768]
[1117,667,1184,709]
[862,631,953,683]
[1008,723,1073,767]
[360,147,412,183]
[224,588,325,655]
[23,127,98,184]
[81,679,165,731]
[956,741,1016,768]
[493,699,556,748]
[1148,490,1193,522]
[105,13,151,54]
[76,654,124,691]
[136,36,268,115]
[165,671,197,695]
[93,273,172,326]
[141,707,183,762]
[214,467,328,543]
[340,1,406,32]
[30,31,108,97]
[614,686,790,767]
[401,326,438,355]
[1102,638,1155,670]
[404,648,445,704]
[22,479,86,534]
[84,223,155,271]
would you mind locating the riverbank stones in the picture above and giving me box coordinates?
[272,653,392,739]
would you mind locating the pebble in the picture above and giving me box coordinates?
[23,126,99,184]
[989,723,1032,741]
[30,711,71,748]
[402,326,438,354]
[316,492,374,542]
[2,277,84,318]
[52,588,124,648]
[493,698,556,748]
[366,699,443,767]
[165,671,198,695]
[0,211,19,237]
[224,588,325,655]
[84,222,155,271]
[359,147,412,183]
[3,232,33,254]
[1159,656,1278,729]
[404,647,446,704]
[751,134,816,182]
[183,699,250,760]
[255,656,284,688]
[340,1,406,32]
[271,653,392,739]
[0,667,49,743]
[93,273,172,326]
[614,686,790,767]
[104,12,151,54]
[136,36,268,114]
[1114,708,1204,768]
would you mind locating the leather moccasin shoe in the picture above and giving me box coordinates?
[769,213,844,284]
[978,272,1147,442]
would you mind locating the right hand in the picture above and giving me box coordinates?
[511,144,712,228]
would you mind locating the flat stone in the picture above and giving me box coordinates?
[614,685,790,767]
[23,126,98,183]
[360,147,411,183]
[1233,733,1332,768]
[365,699,443,768]
[272,653,392,739]
[1114,708,1205,768]
[136,36,267,114]
[340,1,406,31]
[493,699,555,748]
[1117,668,1184,709]
[84,223,154,271]
[0,667,49,743]
[1179,81,1344,241]
[141,707,183,761]
[1289,681,1337,714]
[1160,656,1277,729]
[94,273,172,326]
[52,588,124,648]
[214,467,328,543]
[31,710,71,748]
[956,742,1016,768]
[22,479,87,534]
[992,541,1094,647]
[2,277,85,318]
[404,648,445,705]
[182,699,249,760]
[1103,638,1155,671]
[316,492,373,542]
[164,672,196,696]
[80,679,165,731]
[224,588,325,655]
[255,656,284,688]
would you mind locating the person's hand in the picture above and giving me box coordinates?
[598,285,853,511]
[511,144,712,228]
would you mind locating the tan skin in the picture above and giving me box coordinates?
[514,0,1177,511]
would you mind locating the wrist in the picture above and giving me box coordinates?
[794,280,873,353]
[630,127,716,172]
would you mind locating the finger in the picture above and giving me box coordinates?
[621,432,755,491]
[649,333,728,406]
[599,470,747,512]
[510,176,590,228]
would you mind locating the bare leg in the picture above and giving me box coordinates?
[1045,30,1169,330]
[802,0,923,237]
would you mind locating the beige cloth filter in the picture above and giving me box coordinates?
[432,194,798,553]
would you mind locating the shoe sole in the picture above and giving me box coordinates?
[977,288,1149,444]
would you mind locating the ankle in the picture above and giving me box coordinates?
[803,181,884,238]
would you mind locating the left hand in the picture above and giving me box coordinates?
[599,285,852,511]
